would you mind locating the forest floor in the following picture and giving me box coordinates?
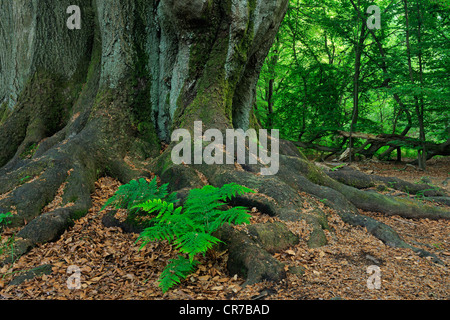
[0,157,449,300]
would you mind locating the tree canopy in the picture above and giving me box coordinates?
[256,0,450,167]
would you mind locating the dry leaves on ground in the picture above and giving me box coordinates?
[0,158,449,300]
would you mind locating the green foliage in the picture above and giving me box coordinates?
[101,177,178,223]
[102,179,254,293]
[159,256,199,293]
[134,183,254,293]
[19,143,38,160]
[0,102,11,124]
[330,164,346,172]
[0,212,12,226]
[0,212,15,267]
[256,0,450,159]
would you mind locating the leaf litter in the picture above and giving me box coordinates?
[0,159,449,300]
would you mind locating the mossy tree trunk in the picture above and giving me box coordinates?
[0,0,448,284]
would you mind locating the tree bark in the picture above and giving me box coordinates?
[403,0,427,170]
[349,17,367,163]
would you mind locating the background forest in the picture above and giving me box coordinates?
[256,0,449,169]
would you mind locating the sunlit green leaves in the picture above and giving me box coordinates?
[256,0,449,158]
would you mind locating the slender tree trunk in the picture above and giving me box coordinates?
[349,17,367,163]
[404,0,426,170]
[415,0,427,170]
[349,0,413,162]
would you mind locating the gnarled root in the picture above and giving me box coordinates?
[152,140,447,284]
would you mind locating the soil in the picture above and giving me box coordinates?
[0,158,449,300]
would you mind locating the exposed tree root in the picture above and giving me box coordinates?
[327,166,446,197]
[278,154,450,220]
[0,79,149,266]
[214,223,287,286]
[142,142,446,283]
[1,127,447,282]
[274,154,445,264]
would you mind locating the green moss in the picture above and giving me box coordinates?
[307,228,328,248]
[0,102,11,124]
[16,70,85,142]
[179,0,259,130]
[130,0,153,124]
[70,209,89,222]
[90,73,160,161]
[289,265,305,276]
[85,38,102,85]
[247,222,299,253]
[154,151,175,175]
[248,111,262,130]
[306,162,327,185]
[314,210,330,231]
[67,196,79,204]
[19,143,38,160]
[177,29,234,129]
[188,35,214,80]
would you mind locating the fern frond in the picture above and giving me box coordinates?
[174,232,222,262]
[159,256,198,293]
[101,177,178,214]
[217,183,255,201]
[184,184,255,216]
[137,223,177,246]
[133,182,254,293]
[183,186,223,215]
[133,198,182,220]
[206,206,252,232]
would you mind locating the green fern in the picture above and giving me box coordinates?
[134,199,189,246]
[135,183,254,293]
[159,256,199,293]
[134,198,183,221]
[175,231,222,263]
[101,177,178,222]
[183,183,254,234]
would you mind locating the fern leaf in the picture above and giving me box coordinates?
[133,199,184,224]
[101,177,178,214]
[207,206,251,232]
[137,223,177,247]
[174,232,222,262]
[159,256,198,293]
[218,183,255,201]
[134,182,254,293]
[183,184,255,217]
[183,187,224,217]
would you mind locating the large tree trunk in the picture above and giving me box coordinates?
[0,0,448,285]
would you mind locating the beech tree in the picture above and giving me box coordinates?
[0,0,448,284]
